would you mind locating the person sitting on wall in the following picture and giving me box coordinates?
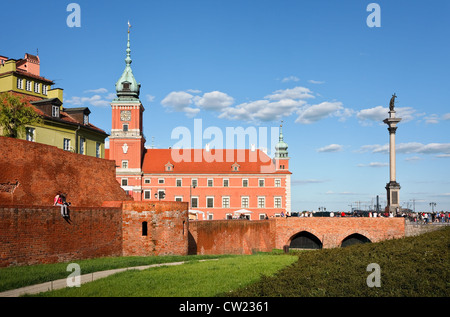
[54,192,70,218]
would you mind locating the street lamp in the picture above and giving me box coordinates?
[189,184,196,209]
[429,202,436,213]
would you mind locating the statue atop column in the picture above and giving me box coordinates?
[389,93,397,111]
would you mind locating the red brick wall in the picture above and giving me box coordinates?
[0,205,123,267]
[273,217,405,249]
[0,137,130,207]
[189,220,276,255]
[189,217,405,255]
[122,201,189,257]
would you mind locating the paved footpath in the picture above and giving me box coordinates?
[0,259,217,297]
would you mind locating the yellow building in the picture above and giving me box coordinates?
[0,53,108,158]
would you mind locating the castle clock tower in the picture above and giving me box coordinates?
[109,24,145,198]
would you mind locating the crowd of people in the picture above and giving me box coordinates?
[402,211,449,224]
[287,210,449,223]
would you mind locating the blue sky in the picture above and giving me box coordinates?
[2,0,449,212]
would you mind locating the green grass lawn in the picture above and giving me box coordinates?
[0,254,230,292]
[229,227,450,297]
[27,254,297,297]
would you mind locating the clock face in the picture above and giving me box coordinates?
[120,110,131,121]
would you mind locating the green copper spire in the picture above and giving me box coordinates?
[115,21,140,100]
[275,121,289,158]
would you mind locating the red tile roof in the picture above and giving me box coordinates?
[140,148,290,174]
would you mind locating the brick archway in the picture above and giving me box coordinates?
[289,231,323,249]
[341,233,372,247]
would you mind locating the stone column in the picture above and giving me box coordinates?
[383,110,401,213]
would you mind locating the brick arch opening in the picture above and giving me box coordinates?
[341,233,371,248]
[289,231,323,250]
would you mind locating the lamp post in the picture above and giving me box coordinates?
[429,202,436,213]
[189,184,196,209]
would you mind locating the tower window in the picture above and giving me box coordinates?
[123,82,130,90]
[123,124,128,131]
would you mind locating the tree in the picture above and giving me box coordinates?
[0,92,42,138]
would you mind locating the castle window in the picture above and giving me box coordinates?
[142,222,148,236]
[191,197,198,208]
[242,179,248,187]
[123,123,128,132]
[158,178,164,184]
[275,179,281,187]
[122,160,128,169]
[274,197,282,208]
[222,196,230,208]
[223,179,229,187]
[207,179,213,187]
[241,197,249,208]
[25,80,32,91]
[176,179,182,187]
[34,82,40,93]
[144,178,151,184]
[121,178,128,186]
[96,142,101,158]
[123,82,130,90]
[42,85,48,95]
[258,196,265,208]
[207,197,214,208]
[259,179,265,187]
[17,78,23,89]
[144,190,151,200]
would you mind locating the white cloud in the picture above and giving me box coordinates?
[317,144,343,153]
[308,80,325,84]
[266,86,314,101]
[357,162,388,167]
[219,99,305,122]
[424,114,439,124]
[146,94,155,102]
[195,91,234,111]
[187,89,202,94]
[405,156,422,162]
[357,106,387,122]
[281,76,300,83]
[295,101,344,124]
[358,142,450,155]
[65,88,115,108]
[357,106,417,124]
[443,113,450,120]
[65,94,111,107]
[396,107,416,122]
[291,179,328,185]
[161,91,200,117]
[84,88,108,94]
